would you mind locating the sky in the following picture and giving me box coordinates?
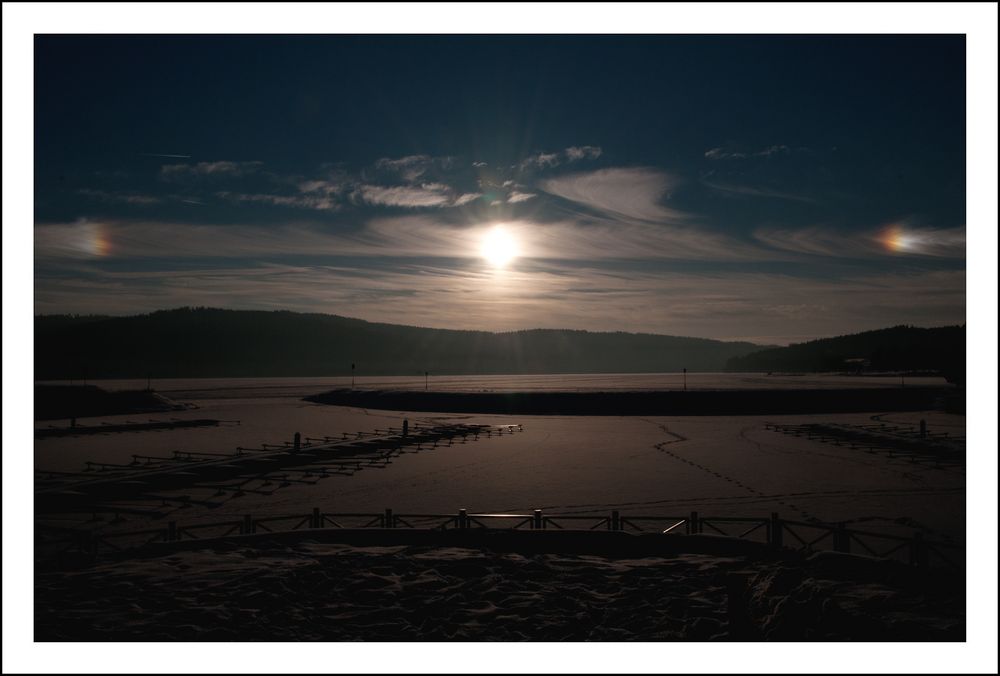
[33,35,967,344]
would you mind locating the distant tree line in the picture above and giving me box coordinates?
[725,325,965,384]
[34,307,766,379]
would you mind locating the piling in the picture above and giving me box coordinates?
[384,508,394,528]
[769,513,783,548]
[833,523,851,553]
[458,508,468,529]
[293,432,301,452]
[533,509,543,530]
[312,507,321,528]
[919,419,927,438]
[610,510,621,531]
[77,529,94,555]
[910,532,928,566]
[689,511,699,534]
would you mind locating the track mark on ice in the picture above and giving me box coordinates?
[650,423,817,522]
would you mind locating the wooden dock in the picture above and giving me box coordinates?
[35,422,523,514]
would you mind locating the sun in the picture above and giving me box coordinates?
[479,225,519,268]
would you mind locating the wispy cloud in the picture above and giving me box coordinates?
[297,178,350,195]
[34,257,965,344]
[83,149,610,216]
[758,144,791,157]
[539,167,688,223]
[704,145,794,160]
[35,219,113,259]
[507,191,536,203]
[756,223,966,259]
[523,220,773,262]
[161,161,263,180]
[187,183,479,214]
[702,179,817,204]
[215,191,340,211]
[705,148,746,160]
[77,189,162,206]
[519,146,603,171]
[565,146,603,162]
[356,216,764,263]
[453,193,481,206]
[374,155,456,183]
[520,152,561,170]
[355,184,455,208]
[34,214,770,265]
[875,223,966,258]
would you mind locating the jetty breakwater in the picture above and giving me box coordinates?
[305,386,953,416]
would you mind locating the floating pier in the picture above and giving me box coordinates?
[35,422,523,515]
[763,420,965,467]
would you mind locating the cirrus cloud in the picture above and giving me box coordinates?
[354,183,479,209]
[160,160,263,180]
[539,167,688,223]
[756,223,966,259]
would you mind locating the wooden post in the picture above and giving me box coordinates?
[293,432,301,452]
[242,514,253,535]
[689,511,699,534]
[833,524,850,553]
[384,508,394,528]
[770,512,783,548]
[910,532,927,566]
[458,509,468,529]
[533,509,543,530]
[78,530,94,554]
[312,507,321,528]
[610,510,620,531]
[167,521,177,542]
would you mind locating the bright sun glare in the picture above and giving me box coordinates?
[480,225,519,268]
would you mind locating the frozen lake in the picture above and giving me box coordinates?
[35,377,965,548]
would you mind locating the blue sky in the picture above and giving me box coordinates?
[33,35,966,343]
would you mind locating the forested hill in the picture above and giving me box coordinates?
[35,307,767,379]
[725,325,965,383]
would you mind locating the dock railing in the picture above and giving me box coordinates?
[39,507,964,570]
